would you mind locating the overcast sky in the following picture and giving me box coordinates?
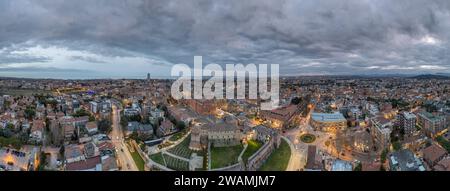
[1,0,450,79]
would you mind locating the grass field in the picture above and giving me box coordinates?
[163,154,190,171]
[129,149,146,171]
[168,129,189,142]
[210,144,244,169]
[259,139,291,171]
[149,152,165,165]
[167,135,198,159]
[242,140,263,163]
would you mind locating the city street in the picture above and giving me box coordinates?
[111,105,138,171]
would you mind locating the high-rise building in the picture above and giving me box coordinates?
[370,116,392,150]
[397,112,416,137]
[147,73,151,81]
[90,101,98,114]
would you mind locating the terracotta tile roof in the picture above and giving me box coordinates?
[362,162,381,171]
[423,144,447,165]
[86,121,98,130]
[66,156,101,171]
[31,120,45,132]
[434,158,450,171]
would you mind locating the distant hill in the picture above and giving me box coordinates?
[435,73,450,77]
[410,74,450,79]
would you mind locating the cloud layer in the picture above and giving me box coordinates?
[1,0,450,78]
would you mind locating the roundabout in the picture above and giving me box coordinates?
[300,134,316,144]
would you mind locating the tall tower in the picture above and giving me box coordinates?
[147,73,151,81]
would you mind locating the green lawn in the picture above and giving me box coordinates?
[210,144,244,169]
[129,150,146,171]
[242,140,263,163]
[149,152,165,165]
[163,154,190,171]
[167,135,198,159]
[259,139,291,171]
[169,129,188,142]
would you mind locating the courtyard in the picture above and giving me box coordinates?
[210,144,244,169]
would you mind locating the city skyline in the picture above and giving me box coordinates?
[1,0,450,79]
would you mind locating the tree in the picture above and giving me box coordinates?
[380,149,388,163]
[6,123,15,131]
[0,137,22,150]
[393,141,402,151]
[291,97,302,105]
[354,163,362,171]
[129,131,139,141]
[45,117,51,132]
[25,107,36,120]
[59,145,65,158]
[98,119,112,134]
[436,136,450,152]
[176,121,186,130]
[72,109,91,117]
[0,128,13,138]
[37,152,48,171]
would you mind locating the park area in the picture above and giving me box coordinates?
[259,139,291,171]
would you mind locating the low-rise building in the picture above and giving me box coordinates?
[30,120,45,142]
[65,144,85,163]
[422,144,447,168]
[331,160,353,171]
[433,158,450,171]
[65,155,102,171]
[389,149,425,171]
[85,121,98,135]
[417,111,447,137]
[156,120,174,137]
[127,121,154,136]
[260,104,299,128]
[310,112,347,132]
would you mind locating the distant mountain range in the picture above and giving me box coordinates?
[2,73,450,80]
[410,74,450,79]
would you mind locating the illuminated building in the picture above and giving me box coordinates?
[310,112,347,132]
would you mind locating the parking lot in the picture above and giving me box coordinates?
[0,148,30,171]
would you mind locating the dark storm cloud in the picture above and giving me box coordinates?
[1,0,450,76]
